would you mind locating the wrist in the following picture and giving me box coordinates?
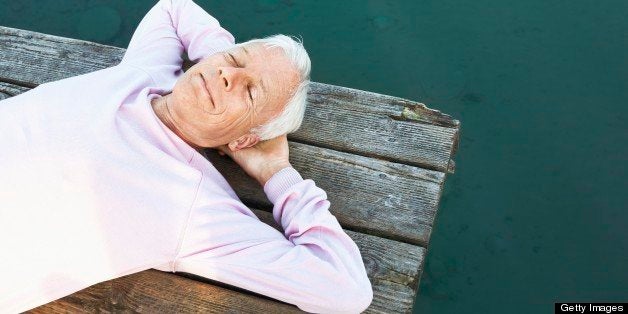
[257,160,292,186]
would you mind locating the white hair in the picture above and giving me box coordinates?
[231,34,311,141]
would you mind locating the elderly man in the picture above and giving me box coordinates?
[0,0,373,313]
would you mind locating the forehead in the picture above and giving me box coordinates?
[238,43,293,74]
[239,43,300,105]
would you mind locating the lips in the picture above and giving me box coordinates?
[198,72,215,109]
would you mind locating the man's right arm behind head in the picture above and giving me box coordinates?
[121,0,235,83]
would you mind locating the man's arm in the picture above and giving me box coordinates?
[173,136,373,313]
[174,168,373,313]
[121,0,235,82]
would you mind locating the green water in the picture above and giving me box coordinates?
[1,0,626,312]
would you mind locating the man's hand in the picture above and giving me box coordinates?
[216,134,292,186]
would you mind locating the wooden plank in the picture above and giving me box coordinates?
[30,208,424,313]
[0,81,443,246]
[203,144,443,247]
[294,83,459,173]
[0,81,28,100]
[26,282,112,313]
[111,270,303,313]
[30,269,302,313]
[0,27,122,87]
[0,26,459,173]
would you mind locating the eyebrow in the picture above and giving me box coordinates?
[241,47,268,103]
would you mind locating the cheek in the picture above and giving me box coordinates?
[222,101,252,129]
[170,91,195,121]
[223,104,244,123]
[174,78,198,105]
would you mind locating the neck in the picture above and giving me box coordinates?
[150,94,202,151]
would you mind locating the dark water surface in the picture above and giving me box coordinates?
[1,0,626,312]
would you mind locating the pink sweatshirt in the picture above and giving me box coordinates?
[0,0,372,313]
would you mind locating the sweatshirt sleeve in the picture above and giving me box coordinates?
[174,167,373,313]
[121,0,235,84]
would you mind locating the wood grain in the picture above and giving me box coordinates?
[203,143,443,247]
[0,81,29,100]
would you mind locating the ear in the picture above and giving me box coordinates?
[227,133,260,152]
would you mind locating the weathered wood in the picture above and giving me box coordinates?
[203,143,443,247]
[0,25,459,173]
[295,83,459,173]
[26,281,112,313]
[0,80,442,246]
[110,270,303,313]
[30,208,424,313]
[0,27,123,88]
[0,81,28,100]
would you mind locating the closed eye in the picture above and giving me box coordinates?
[227,53,239,67]
[225,52,254,104]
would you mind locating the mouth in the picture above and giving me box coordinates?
[198,72,215,109]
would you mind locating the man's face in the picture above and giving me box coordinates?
[169,43,300,148]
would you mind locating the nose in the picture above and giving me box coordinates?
[218,67,245,92]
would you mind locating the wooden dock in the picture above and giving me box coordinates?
[0,26,460,313]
